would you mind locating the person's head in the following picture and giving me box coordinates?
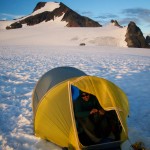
[81,92,90,101]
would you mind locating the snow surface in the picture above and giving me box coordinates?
[21,2,61,20]
[32,2,60,15]
[0,12,150,150]
[0,20,15,30]
[0,21,127,47]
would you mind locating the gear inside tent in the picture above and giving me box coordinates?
[32,66,129,150]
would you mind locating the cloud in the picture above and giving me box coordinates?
[81,11,93,16]
[0,13,24,20]
[92,13,119,25]
[119,17,140,25]
[122,8,150,23]
[95,13,118,19]
[120,8,150,35]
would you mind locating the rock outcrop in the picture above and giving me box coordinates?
[146,36,150,46]
[33,2,46,12]
[6,22,22,29]
[111,20,122,28]
[125,21,150,48]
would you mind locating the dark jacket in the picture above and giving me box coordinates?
[73,94,102,118]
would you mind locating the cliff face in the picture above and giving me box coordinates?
[125,21,150,48]
[59,3,101,27]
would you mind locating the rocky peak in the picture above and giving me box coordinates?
[146,36,150,45]
[33,2,47,12]
[111,20,122,28]
[125,21,150,48]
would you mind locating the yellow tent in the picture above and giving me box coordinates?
[32,67,129,150]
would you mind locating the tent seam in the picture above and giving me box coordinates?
[68,82,81,150]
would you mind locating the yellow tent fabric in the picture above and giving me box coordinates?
[34,75,129,150]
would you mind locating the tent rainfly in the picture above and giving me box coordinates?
[32,66,129,150]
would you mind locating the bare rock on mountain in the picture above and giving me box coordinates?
[6,2,102,29]
[33,2,46,12]
[125,21,150,48]
[19,11,54,26]
[146,36,150,45]
[60,3,101,27]
[6,22,22,29]
[111,20,122,28]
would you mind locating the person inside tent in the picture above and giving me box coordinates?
[73,91,122,146]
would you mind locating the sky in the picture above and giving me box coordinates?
[0,0,150,35]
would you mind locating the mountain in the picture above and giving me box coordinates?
[6,2,101,29]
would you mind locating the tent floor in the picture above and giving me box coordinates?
[82,141,121,150]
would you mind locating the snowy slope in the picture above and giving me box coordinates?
[0,20,127,47]
[0,20,15,29]
[19,2,62,21]
[32,2,60,15]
